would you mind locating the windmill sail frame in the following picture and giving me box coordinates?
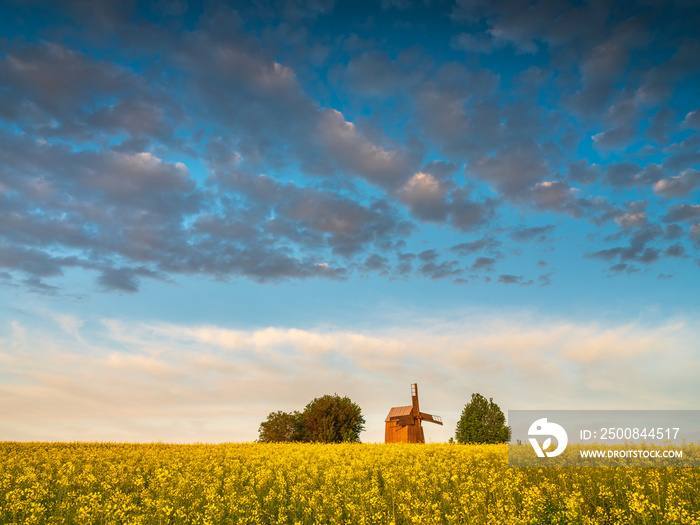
[384,383,443,443]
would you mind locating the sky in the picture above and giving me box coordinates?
[0,0,699,444]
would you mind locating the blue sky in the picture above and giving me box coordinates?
[1,0,699,443]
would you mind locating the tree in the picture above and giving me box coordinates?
[258,410,302,443]
[455,393,510,444]
[299,394,365,443]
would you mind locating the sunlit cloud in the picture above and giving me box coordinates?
[1,311,697,443]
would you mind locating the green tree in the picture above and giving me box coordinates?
[258,410,302,442]
[299,394,365,443]
[455,393,511,444]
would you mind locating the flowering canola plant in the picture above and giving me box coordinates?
[2,442,699,524]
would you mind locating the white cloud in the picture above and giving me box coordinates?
[399,172,443,201]
[0,312,697,443]
[653,169,700,197]
[52,313,84,340]
[0,312,700,441]
[683,109,700,129]
[10,320,27,344]
[615,212,647,230]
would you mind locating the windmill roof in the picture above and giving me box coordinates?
[385,405,413,422]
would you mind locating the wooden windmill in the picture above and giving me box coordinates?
[385,383,443,443]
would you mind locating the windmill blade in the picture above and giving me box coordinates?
[411,383,420,416]
[390,415,416,427]
[420,413,443,425]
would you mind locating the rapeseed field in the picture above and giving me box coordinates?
[2,442,699,524]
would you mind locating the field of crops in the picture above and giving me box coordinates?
[2,442,699,524]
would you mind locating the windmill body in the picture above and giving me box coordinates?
[384,383,443,443]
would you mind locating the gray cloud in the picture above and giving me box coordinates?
[471,257,497,272]
[591,97,641,150]
[497,274,523,285]
[586,224,664,266]
[637,39,700,105]
[509,225,556,243]
[567,160,601,186]
[419,259,462,280]
[0,41,182,148]
[450,237,501,256]
[448,189,498,231]
[653,169,700,198]
[0,244,79,278]
[450,32,502,54]
[568,18,649,114]
[664,134,700,172]
[530,181,577,212]
[664,243,687,258]
[685,110,700,129]
[691,225,700,244]
[468,142,548,199]
[98,268,142,293]
[175,11,419,189]
[662,204,700,223]
[645,107,675,144]
[361,253,391,274]
[210,167,414,258]
[0,0,698,294]
[604,163,663,188]
[665,224,684,239]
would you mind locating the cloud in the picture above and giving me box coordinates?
[664,134,700,172]
[664,243,686,258]
[174,15,419,189]
[2,311,697,441]
[530,181,577,212]
[662,204,700,223]
[615,212,647,230]
[471,257,496,272]
[361,253,390,274]
[342,50,417,96]
[450,32,504,54]
[97,268,142,293]
[683,109,700,129]
[0,136,205,288]
[690,224,700,243]
[316,109,417,188]
[412,65,500,156]
[586,224,664,266]
[447,189,498,232]
[497,274,522,285]
[665,224,684,239]
[637,39,700,105]
[450,238,501,256]
[469,143,548,199]
[0,243,77,278]
[0,103,420,289]
[591,98,641,150]
[653,169,700,198]
[0,41,180,145]
[1,42,132,116]
[418,259,462,280]
[509,225,556,242]
[1,0,700,294]
[645,107,674,144]
[397,172,449,222]
[569,28,645,114]
[567,160,601,185]
[604,163,663,188]
[210,169,413,259]
[51,313,85,340]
